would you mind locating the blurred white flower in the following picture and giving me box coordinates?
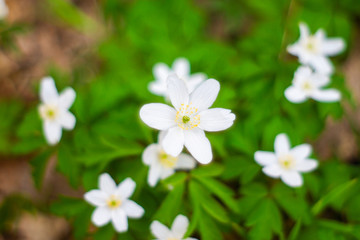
[142,131,196,187]
[84,173,144,233]
[149,57,207,99]
[0,0,8,19]
[38,76,76,145]
[150,214,197,240]
[285,66,341,103]
[287,23,345,75]
[140,74,235,164]
[254,133,318,187]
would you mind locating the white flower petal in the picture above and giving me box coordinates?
[254,151,277,166]
[175,153,196,170]
[59,111,76,130]
[160,168,175,180]
[281,171,303,187]
[291,144,312,160]
[171,215,189,239]
[310,56,333,75]
[262,164,283,178]
[189,79,220,112]
[153,63,170,81]
[140,103,177,130]
[284,86,307,103]
[173,58,190,78]
[158,130,167,145]
[167,74,189,110]
[185,238,199,240]
[294,66,312,81]
[321,38,345,56]
[198,108,235,132]
[117,178,136,200]
[0,0,8,19]
[84,190,107,207]
[162,127,184,157]
[122,200,144,218]
[184,128,212,164]
[91,207,111,227]
[148,81,167,96]
[58,87,76,110]
[43,121,62,145]
[274,133,291,156]
[99,173,117,195]
[187,73,207,92]
[142,144,159,166]
[111,209,128,232]
[287,43,301,56]
[148,163,162,187]
[311,89,341,102]
[151,221,172,239]
[296,159,318,172]
[40,76,59,104]
[299,22,310,41]
[312,73,330,88]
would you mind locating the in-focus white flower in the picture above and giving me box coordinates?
[149,58,207,99]
[287,23,345,75]
[285,66,341,103]
[0,0,8,19]
[254,133,318,187]
[38,76,76,145]
[84,173,144,233]
[142,131,196,187]
[150,214,197,240]
[140,74,235,164]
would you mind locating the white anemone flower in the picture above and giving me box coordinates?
[149,57,207,99]
[287,23,345,75]
[285,66,341,103]
[38,76,76,145]
[254,133,318,187]
[142,131,196,187]
[84,173,144,233]
[150,214,198,240]
[0,0,8,19]
[140,74,235,164]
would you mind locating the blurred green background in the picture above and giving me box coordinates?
[0,0,360,239]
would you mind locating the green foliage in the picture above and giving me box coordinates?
[0,0,360,239]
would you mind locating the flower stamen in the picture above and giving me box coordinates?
[175,103,200,130]
[159,151,178,168]
[107,195,122,209]
[279,155,295,170]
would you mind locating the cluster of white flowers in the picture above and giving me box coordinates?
[285,23,345,103]
[36,22,345,233]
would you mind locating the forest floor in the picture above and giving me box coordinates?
[0,0,359,239]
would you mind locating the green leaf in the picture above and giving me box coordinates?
[198,208,223,240]
[272,183,311,223]
[288,219,302,240]
[191,163,224,177]
[312,178,358,215]
[31,149,54,189]
[195,176,239,213]
[246,198,282,239]
[189,181,230,224]
[153,184,185,224]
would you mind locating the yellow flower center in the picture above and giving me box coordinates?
[167,238,178,240]
[302,81,313,92]
[39,104,59,121]
[279,155,295,170]
[107,195,122,209]
[305,36,318,53]
[175,103,200,130]
[159,150,178,168]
